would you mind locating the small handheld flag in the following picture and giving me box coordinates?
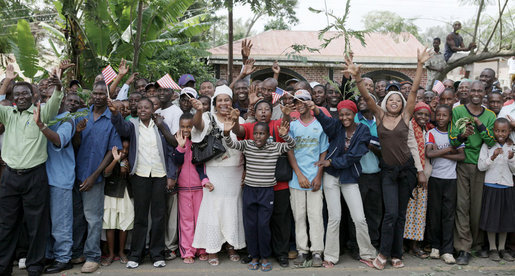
[101,65,117,85]
[157,74,181,90]
[432,80,445,95]
[272,87,285,104]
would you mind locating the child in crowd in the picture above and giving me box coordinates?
[477,118,515,262]
[149,96,161,112]
[223,120,295,272]
[425,105,465,264]
[286,90,328,267]
[102,140,134,266]
[198,95,211,113]
[174,113,212,264]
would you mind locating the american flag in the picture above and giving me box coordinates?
[272,87,285,104]
[157,73,181,90]
[101,65,117,85]
[432,80,445,95]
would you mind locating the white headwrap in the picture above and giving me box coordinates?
[380,91,407,113]
[211,85,233,113]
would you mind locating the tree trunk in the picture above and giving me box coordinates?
[471,0,484,53]
[483,0,508,52]
[132,0,144,73]
[228,0,233,82]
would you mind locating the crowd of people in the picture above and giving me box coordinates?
[0,31,514,276]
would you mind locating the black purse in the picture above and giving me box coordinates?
[191,113,227,164]
[273,127,293,182]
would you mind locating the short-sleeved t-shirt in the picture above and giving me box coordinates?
[242,119,287,191]
[288,118,329,190]
[426,128,463,179]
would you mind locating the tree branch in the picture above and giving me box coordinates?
[471,0,485,54]
[483,0,508,52]
[245,11,263,38]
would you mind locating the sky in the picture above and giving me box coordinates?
[227,0,507,34]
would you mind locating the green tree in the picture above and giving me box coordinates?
[362,11,423,42]
[264,18,291,31]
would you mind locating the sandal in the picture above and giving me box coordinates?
[248,261,260,270]
[225,245,240,262]
[392,258,405,268]
[199,253,208,261]
[322,260,334,268]
[119,255,128,264]
[359,259,374,268]
[261,262,272,272]
[411,248,429,259]
[101,256,114,266]
[183,257,195,264]
[372,255,386,270]
[208,254,219,266]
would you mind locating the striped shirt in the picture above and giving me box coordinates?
[224,134,295,187]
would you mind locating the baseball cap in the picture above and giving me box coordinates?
[178,74,196,87]
[309,81,321,88]
[294,89,312,101]
[285,78,300,86]
[180,87,198,99]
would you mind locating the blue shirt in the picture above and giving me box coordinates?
[355,112,380,174]
[46,112,75,189]
[76,106,122,183]
[288,118,329,190]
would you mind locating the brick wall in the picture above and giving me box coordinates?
[218,64,428,88]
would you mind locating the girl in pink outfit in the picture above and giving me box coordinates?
[174,113,213,264]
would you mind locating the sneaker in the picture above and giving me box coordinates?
[312,253,323,267]
[500,250,515,262]
[489,250,501,262]
[293,253,307,265]
[153,260,166,268]
[126,261,139,269]
[80,261,99,273]
[18,258,26,269]
[165,250,177,260]
[430,248,440,259]
[441,253,456,264]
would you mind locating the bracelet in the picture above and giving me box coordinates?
[39,123,48,131]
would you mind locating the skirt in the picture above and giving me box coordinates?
[103,188,134,231]
[403,186,428,241]
[479,185,515,233]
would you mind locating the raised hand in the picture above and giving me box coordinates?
[76,118,88,133]
[126,72,139,85]
[33,103,43,128]
[272,60,280,74]
[223,118,235,136]
[342,54,361,78]
[417,47,432,64]
[5,64,18,80]
[228,106,240,122]
[241,39,253,60]
[175,130,186,148]
[190,98,203,112]
[152,113,165,127]
[278,120,289,136]
[118,58,129,76]
[305,100,316,110]
[112,146,122,161]
[59,59,75,71]
[107,98,118,114]
[242,58,257,76]
[48,73,62,91]
[248,82,263,107]
[280,104,292,116]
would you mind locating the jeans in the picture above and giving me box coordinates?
[46,186,73,263]
[71,180,105,263]
[323,173,377,263]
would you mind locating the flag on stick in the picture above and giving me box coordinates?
[272,87,285,104]
[101,65,117,85]
[157,73,181,90]
[432,80,445,95]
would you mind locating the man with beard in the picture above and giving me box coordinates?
[0,76,63,276]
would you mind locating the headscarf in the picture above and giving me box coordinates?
[380,91,407,113]
[337,100,357,114]
[413,102,431,114]
[211,85,233,113]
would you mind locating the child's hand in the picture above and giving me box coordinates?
[204,182,214,192]
[297,174,311,189]
[223,118,235,136]
[280,104,292,116]
[278,120,289,136]
[175,130,186,148]
[315,159,331,168]
[509,150,514,160]
[492,148,504,160]
[228,106,240,122]
[112,146,122,161]
[311,175,322,192]
[190,98,203,112]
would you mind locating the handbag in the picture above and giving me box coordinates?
[191,113,226,164]
[273,127,293,182]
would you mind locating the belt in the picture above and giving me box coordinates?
[7,163,45,175]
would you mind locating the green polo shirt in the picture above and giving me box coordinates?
[0,89,63,169]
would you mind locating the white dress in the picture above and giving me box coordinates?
[191,112,246,253]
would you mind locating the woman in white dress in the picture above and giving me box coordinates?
[190,85,246,265]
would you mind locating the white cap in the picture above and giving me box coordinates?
[310,81,321,88]
[180,87,198,99]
